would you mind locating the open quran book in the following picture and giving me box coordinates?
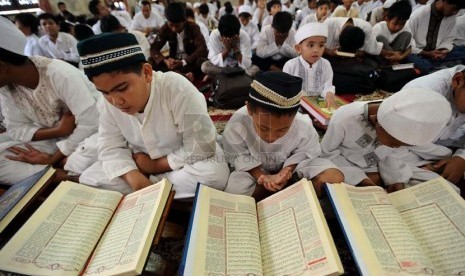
[326,178,465,276]
[180,179,343,276]
[0,179,173,276]
[300,96,349,126]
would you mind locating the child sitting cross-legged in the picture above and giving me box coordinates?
[222,71,344,200]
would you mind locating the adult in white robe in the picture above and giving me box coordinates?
[0,57,99,184]
[80,71,229,199]
[38,31,80,64]
[131,10,164,34]
[223,106,337,196]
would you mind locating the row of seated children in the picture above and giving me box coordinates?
[1,16,463,202]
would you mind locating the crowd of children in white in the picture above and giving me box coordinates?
[0,0,464,200]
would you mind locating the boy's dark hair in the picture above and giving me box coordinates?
[0,48,28,66]
[317,0,331,8]
[88,0,101,16]
[266,0,281,12]
[248,96,300,116]
[15,13,39,35]
[141,0,151,6]
[165,2,186,23]
[272,12,293,34]
[339,25,365,53]
[387,0,412,20]
[198,3,210,15]
[74,24,94,41]
[441,0,465,9]
[224,2,234,14]
[185,8,195,19]
[60,21,73,33]
[57,2,65,6]
[37,13,59,24]
[100,14,121,32]
[218,14,240,37]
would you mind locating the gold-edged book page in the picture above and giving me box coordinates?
[257,179,343,276]
[0,181,123,276]
[183,185,261,276]
[326,184,384,276]
[83,178,173,276]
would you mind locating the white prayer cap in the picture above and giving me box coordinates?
[193,2,201,9]
[377,88,452,146]
[294,22,328,44]
[0,16,26,56]
[238,5,253,16]
[383,0,397,8]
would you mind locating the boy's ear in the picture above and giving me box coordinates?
[452,71,465,89]
[294,44,301,54]
[0,60,7,73]
[142,63,153,82]
[245,101,253,116]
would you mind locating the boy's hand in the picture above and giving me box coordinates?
[387,183,405,193]
[434,156,465,184]
[133,152,156,175]
[258,167,292,192]
[275,33,287,46]
[385,51,403,63]
[57,112,76,137]
[325,93,337,109]
[6,144,53,165]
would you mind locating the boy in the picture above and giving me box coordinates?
[252,0,267,28]
[0,17,99,184]
[331,0,360,18]
[131,0,164,35]
[300,0,331,26]
[321,88,455,193]
[77,32,229,198]
[295,0,317,28]
[238,5,260,51]
[37,13,80,66]
[202,14,259,78]
[406,0,465,74]
[254,12,298,72]
[372,0,414,64]
[222,71,343,199]
[14,13,44,57]
[197,3,218,31]
[88,0,132,35]
[283,22,336,108]
[261,0,282,28]
[403,65,465,185]
[150,2,208,81]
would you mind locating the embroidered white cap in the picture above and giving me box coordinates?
[238,5,253,16]
[294,22,328,44]
[0,16,26,56]
[377,88,452,146]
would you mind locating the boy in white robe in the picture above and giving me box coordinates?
[253,12,298,72]
[77,33,229,199]
[403,65,465,185]
[0,17,99,185]
[321,88,456,193]
[372,0,414,64]
[238,5,260,51]
[284,22,336,108]
[252,0,267,28]
[261,0,282,29]
[202,14,259,78]
[37,13,80,66]
[223,71,343,200]
[406,0,465,74]
[300,0,331,26]
[331,0,360,18]
[131,0,164,35]
[295,0,317,28]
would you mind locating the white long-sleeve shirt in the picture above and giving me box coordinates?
[325,17,383,55]
[283,56,335,98]
[207,29,253,69]
[131,11,164,32]
[372,21,415,49]
[24,34,44,57]
[38,32,80,63]
[255,25,297,60]
[0,56,99,156]
[407,4,457,54]
[241,21,260,49]
[454,14,465,46]
[98,71,217,180]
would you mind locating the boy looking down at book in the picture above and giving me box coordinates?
[321,88,457,193]
[77,33,229,198]
[372,0,414,65]
[222,71,343,200]
[283,22,336,108]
